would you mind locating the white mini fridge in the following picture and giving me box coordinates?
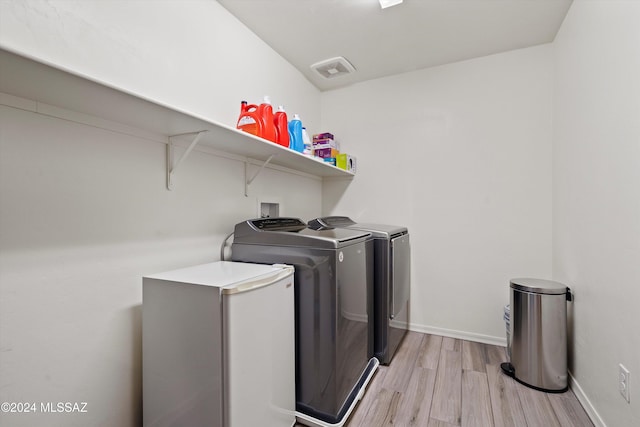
[143,261,295,427]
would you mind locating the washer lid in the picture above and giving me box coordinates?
[347,222,408,238]
[233,218,371,249]
[309,216,408,238]
[510,278,568,295]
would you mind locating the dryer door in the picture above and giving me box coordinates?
[390,234,410,319]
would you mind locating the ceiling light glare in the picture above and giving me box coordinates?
[379,0,403,9]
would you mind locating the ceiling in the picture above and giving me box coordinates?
[217,0,573,91]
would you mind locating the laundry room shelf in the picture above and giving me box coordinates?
[0,48,354,189]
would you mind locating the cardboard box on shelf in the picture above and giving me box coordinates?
[313,132,334,141]
[313,138,340,150]
[337,153,356,174]
[314,147,339,159]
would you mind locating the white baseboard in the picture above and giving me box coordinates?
[408,323,507,347]
[568,372,606,427]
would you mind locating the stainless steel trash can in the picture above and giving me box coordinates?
[500,278,572,393]
[503,304,511,359]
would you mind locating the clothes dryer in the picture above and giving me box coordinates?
[231,218,378,427]
[309,216,410,365]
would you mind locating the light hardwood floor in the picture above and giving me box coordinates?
[297,331,593,427]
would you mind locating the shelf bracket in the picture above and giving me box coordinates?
[245,154,277,197]
[167,130,207,190]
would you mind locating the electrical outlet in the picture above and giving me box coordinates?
[619,364,630,403]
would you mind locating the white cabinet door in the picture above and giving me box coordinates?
[223,273,295,427]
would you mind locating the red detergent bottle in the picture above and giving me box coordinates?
[274,105,290,147]
[257,96,277,143]
[236,100,263,137]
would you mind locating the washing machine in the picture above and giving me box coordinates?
[308,216,410,365]
[231,217,378,427]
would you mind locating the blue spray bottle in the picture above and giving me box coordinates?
[288,114,304,153]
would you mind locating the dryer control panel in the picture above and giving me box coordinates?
[249,217,307,232]
[308,216,356,230]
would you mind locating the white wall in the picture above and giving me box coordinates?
[322,44,554,343]
[0,0,319,129]
[0,1,321,426]
[553,1,640,426]
[4,1,639,427]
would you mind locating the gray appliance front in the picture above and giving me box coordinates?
[388,233,410,361]
[308,217,410,365]
[231,239,373,424]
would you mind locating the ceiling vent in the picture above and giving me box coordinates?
[310,57,356,79]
